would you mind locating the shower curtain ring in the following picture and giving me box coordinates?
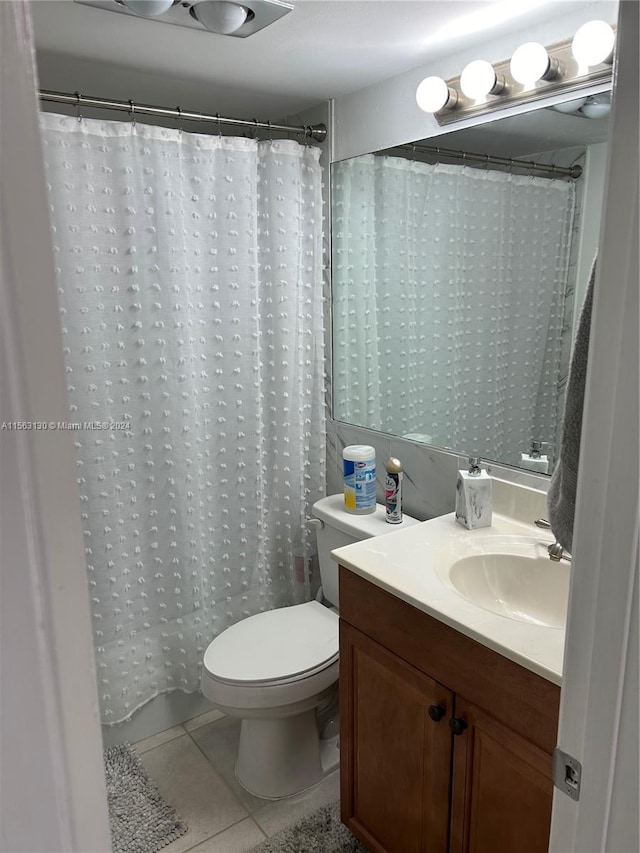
[175,106,183,135]
[483,153,490,170]
[216,113,222,137]
[253,118,259,139]
[74,91,83,122]
[128,100,136,127]
[266,119,272,140]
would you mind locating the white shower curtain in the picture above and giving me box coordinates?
[332,154,575,467]
[39,113,325,724]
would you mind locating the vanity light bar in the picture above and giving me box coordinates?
[420,26,615,126]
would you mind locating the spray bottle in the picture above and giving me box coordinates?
[385,457,403,524]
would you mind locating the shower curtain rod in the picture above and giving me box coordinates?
[391,142,582,179]
[38,89,328,143]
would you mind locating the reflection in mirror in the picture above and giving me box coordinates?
[331,96,609,472]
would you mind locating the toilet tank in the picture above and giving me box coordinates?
[311,494,420,607]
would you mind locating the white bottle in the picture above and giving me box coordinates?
[455,457,492,529]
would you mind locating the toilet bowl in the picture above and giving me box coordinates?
[201,494,419,799]
[202,600,339,799]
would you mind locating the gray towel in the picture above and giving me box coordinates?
[547,260,596,552]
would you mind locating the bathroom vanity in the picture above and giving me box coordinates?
[333,481,565,853]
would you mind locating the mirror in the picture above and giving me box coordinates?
[331,96,609,472]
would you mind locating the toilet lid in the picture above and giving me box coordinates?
[203,600,339,685]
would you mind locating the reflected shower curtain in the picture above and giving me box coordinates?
[40,113,325,723]
[333,155,575,466]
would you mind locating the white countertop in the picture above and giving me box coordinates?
[332,510,566,686]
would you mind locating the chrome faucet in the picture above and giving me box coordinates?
[534,519,572,563]
[547,541,572,563]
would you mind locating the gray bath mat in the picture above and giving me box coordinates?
[104,743,188,853]
[251,801,368,852]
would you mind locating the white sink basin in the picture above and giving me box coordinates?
[331,486,570,684]
[448,549,570,629]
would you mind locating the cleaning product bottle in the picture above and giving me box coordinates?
[385,457,404,524]
[343,445,376,514]
[455,457,492,529]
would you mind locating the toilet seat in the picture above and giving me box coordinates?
[203,600,338,687]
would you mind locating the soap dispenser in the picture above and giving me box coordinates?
[520,440,550,474]
[455,457,492,529]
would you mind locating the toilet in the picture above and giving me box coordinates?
[201,494,419,799]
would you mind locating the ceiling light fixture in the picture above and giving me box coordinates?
[459,60,504,100]
[572,20,615,67]
[77,0,292,37]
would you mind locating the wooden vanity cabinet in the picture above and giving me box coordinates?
[448,698,554,853]
[340,622,452,853]
[339,567,560,853]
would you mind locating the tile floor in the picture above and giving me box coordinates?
[132,710,340,852]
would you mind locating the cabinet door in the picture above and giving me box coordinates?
[449,698,554,853]
[340,621,453,853]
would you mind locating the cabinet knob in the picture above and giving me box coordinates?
[428,704,446,722]
[449,717,467,736]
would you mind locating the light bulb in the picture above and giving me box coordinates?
[416,77,457,113]
[192,1,249,34]
[121,0,174,15]
[510,42,556,86]
[572,20,615,66]
[459,60,501,99]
